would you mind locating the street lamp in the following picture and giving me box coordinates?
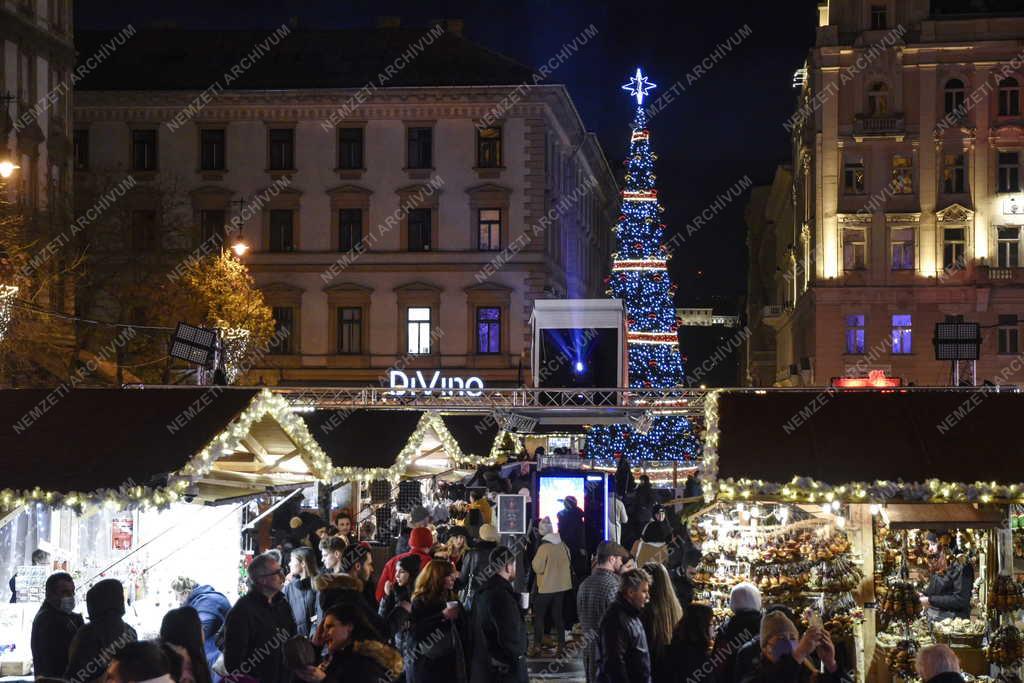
[231,238,250,257]
[0,161,19,179]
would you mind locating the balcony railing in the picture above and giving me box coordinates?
[854,115,905,135]
[978,265,1024,284]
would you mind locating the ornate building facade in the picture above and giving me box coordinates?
[73,24,616,386]
[747,0,1024,386]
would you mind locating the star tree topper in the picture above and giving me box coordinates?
[621,67,657,105]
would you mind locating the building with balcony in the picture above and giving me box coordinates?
[747,0,1024,387]
[72,22,617,387]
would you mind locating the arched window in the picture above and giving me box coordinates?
[868,82,889,115]
[944,79,965,116]
[999,77,1020,117]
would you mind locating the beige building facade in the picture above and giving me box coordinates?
[748,0,1024,387]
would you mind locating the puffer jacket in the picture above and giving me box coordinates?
[530,534,572,594]
[185,585,230,671]
[596,595,651,683]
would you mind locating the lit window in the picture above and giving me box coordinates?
[476,127,502,168]
[407,307,432,354]
[843,155,865,194]
[943,153,965,194]
[891,154,913,194]
[845,314,865,354]
[944,79,965,117]
[999,78,1021,117]
[997,226,1020,268]
[943,227,966,271]
[843,227,867,271]
[478,209,501,251]
[998,314,1019,354]
[999,152,1020,193]
[891,314,912,354]
[890,227,914,270]
[476,307,501,354]
[337,307,361,354]
[868,82,889,115]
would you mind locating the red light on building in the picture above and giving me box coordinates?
[830,369,902,388]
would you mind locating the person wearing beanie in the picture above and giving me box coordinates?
[631,521,670,566]
[712,582,763,683]
[530,517,572,656]
[375,526,434,603]
[741,611,839,683]
[733,605,799,683]
[457,523,499,611]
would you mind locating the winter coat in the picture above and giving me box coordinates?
[458,541,497,609]
[608,496,629,544]
[65,580,138,683]
[410,597,467,683]
[379,583,414,652]
[557,506,586,552]
[924,561,974,618]
[283,576,317,637]
[376,549,432,602]
[314,573,388,640]
[469,575,528,683]
[713,609,761,683]
[597,595,651,683]
[738,653,843,683]
[321,639,404,683]
[667,640,716,683]
[31,600,84,678]
[185,585,231,671]
[222,589,297,683]
[530,534,573,594]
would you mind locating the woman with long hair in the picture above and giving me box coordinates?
[642,562,684,683]
[669,603,717,683]
[409,560,464,683]
[295,603,402,683]
[444,527,470,570]
[160,607,213,683]
[284,547,319,637]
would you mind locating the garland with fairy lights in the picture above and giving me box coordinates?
[585,68,700,464]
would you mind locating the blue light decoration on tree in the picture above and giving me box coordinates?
[585,68,701,464]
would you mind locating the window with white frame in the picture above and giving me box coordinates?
[999,78,1021,117]
[843,155,865,194]
[999,152,1020,193]
[943,153,965,194]
[997,226,1020,268]
[845,314,865,354]
[407,307,432,354]
[890,227,914,270]
[998,314,1020,354]
[478,209,501,251]
[843,226,867,271]
[891,154,913,194]
[943,227,966,271]
[891,314,912,354]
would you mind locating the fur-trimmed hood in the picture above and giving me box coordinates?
[312,572,363,593]
[353,639,404,674]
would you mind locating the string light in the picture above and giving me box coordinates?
[220,327,252,384]
[0,285,18,342]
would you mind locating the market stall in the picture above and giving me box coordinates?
[697,389,1024,683]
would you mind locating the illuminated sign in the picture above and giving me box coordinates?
[388,370,484,397]
[830,369,902,388]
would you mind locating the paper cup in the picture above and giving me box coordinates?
[446,601,459,610]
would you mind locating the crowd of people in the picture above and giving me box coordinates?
[25,483,977,683]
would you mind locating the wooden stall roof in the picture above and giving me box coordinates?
[302,410,424,469]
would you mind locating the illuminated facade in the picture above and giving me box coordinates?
[748,0,1024,386]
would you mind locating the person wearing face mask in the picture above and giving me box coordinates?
[740,612,840,683]
[31,572,83,678]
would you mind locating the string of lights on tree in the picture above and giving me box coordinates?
[586,68,701,465]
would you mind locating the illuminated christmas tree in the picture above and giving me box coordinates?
[586,68,701,463]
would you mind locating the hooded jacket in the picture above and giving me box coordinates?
[314,573,388,639]
[65,579,138,683]
[375,527,433,602]
[530,533,573,594]
[322,638,404,683]
[185,584,231,670]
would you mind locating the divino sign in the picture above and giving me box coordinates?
[388,370,485,397]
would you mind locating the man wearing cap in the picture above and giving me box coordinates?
[394,505,432,556]
[375,525,434,602]
[577,541,630,683]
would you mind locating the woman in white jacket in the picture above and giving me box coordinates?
[607,493,628,544]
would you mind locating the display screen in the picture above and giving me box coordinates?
[538,475,586,533]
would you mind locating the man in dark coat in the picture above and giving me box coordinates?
[65,579,138,683]
[714,582,762,683]
[458,523,499,610]
[31,572,83,678]
[596,568,652,683]
[470,547,528,683]
[223,552,297,683]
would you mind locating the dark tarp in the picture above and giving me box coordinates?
[440,415,498,459]
[302,410,423,470]
[716,390,1024,486]
[0,388,258,494]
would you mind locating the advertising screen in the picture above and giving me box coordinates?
[537,475,586,534]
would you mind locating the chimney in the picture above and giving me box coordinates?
[376,16,401,29]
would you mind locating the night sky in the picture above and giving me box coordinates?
[75,0,819,311]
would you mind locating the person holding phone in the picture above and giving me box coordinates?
[739,611,841,683]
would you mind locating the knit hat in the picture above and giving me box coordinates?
[478,524,498,542]
[729,581,762,612]
[409,527,433,550]
[538,517,554,536]
[760,610,798,644]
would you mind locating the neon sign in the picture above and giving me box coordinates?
[388,370,484,397]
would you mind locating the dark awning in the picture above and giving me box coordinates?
[440,414,498,459]
[0,388,258,495]
[302,410,423,470]
[713,390,1024,502]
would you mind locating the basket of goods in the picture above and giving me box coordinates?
[692,555,721,586]
[879,579,922,624]
[812,556,864,592]
[988,625,1024,667]
[886,639,920,680]
[989,575,1024,613]
[815,532,852,561]
[754,562,811,595]
[934,618,985,648]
